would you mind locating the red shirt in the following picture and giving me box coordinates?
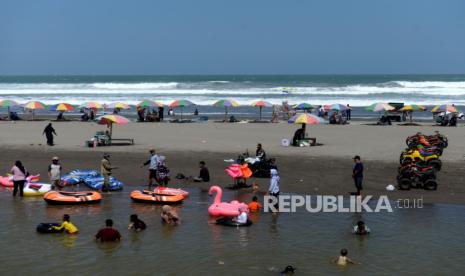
[95,227,121,242]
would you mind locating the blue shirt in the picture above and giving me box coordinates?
[353,163,363,178]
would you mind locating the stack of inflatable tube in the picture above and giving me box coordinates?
[130,190,184,204]
[23,183,52,197]
[61,170,123,191]
[36,223,64,233]
[153,186,189,197]
[43,191,102,205]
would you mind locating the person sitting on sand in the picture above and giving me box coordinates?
[248,196,262,212]
[292,126,305,146]
[334,249,359,265]
[353,220,370,235]
[193,161,210,182]
[95,219,121,242]
[128,214,146,231]
[52,214,78,234]
[161,205,180,225]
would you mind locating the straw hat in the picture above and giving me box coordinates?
[52,156,59,161]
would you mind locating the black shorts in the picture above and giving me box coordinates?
[149,169,157,179]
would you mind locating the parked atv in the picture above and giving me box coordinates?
[399,149,442,171]
[406,132,448,150]
[397,163,438,190]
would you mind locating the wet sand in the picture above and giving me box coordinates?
[0,120,463,204]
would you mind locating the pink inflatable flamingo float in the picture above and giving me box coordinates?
[208,185,248,217]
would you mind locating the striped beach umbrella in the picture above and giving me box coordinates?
[251,100,273,120]
[292,103,315,110]
[97,114,130,138]
[169,100,195,120]
[24,101,46,120]
[328,103,350,111]
[366,103,395,112]
[50,103,75,112]
[288,113,325,137]
[0,100,19,120]
[106,102,131,110]
[431,104,457,113]
[213,99,240,121]
[137,100,163,108]
[80,102,103,109]
[399,104,426,122]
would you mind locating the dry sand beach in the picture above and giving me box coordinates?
[1,120,463,204]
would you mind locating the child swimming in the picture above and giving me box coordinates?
[353,220,370,235]
[52,214,78,234]
[334,249,359,265]
[248,196,262,212]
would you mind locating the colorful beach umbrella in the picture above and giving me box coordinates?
[251,100,273,120]
[327,104,350,111]
[400,104,426,112]
[0,100,19,120]
[288,113,325,137]
[137,100,163,108]
[431,104,457,113]
[80,102,103,109]
[288,113,325,125]
[97,115,130,138]
[50,103,75,112]
[24,101,46,110]
[399,105,426,122]
[24,101,46,120]
[366,103,395,112]
[292,103,315,110]
[213,100,240,121]
[106,102,131,110]
[169,100,195,120]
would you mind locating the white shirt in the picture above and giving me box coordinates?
[268,169,280,194]
[149,154,160,170]
[237,212,248,224]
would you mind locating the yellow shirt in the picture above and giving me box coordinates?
[53,221,78,234]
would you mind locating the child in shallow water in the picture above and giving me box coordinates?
[334,249,359,265]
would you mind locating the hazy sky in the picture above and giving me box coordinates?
[1,0,464,75]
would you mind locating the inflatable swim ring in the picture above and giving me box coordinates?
[130,190,184,204]
[36,223,64,233]
[23,183,52,197]
[216,218,253,227]
[43,191,102,205]
[153,186,189,197]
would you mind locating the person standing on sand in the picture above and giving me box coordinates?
[352,155,364,196]
[11,160,28,197]
[101,153,116,192]
[48,156,63,190]
[43,123,57,146]
[141,149,159,187]
[346,104,351,120]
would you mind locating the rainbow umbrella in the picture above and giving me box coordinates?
[288,113,325,136]
[24,101,46,120]
[292,103,315,110]
[0,100,19,120]
[169,99,195,120]
[431,104,457,113]
[328,103,350,111]
[97,114,130,138]
[213,99,240,121]
[251,100,273,120]
[49,103,75,111]
[366,103,395,112]
[106,102,131,110]
[80,102,103,109]
[137,100,163,108]
[399,104,426,122]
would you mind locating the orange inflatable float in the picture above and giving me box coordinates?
[130,190,184,204]
[43,191,102,205]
